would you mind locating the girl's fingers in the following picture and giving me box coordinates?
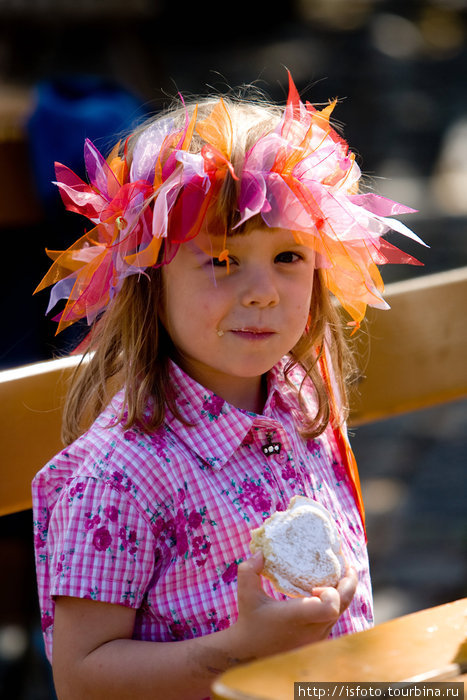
[237,552,269,606]
[237,554,356,627]
[312,568,357,608]
[336,567,358,613]
[247,550,264,573]
[297,569,358,623]
[303,587,341,621]
[278,587,340,626]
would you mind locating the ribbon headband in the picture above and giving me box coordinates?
[35,72,425,334]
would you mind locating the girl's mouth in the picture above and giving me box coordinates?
[230,328,276,341]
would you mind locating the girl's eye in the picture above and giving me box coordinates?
[212,254,237,268]
[275,251,302,264]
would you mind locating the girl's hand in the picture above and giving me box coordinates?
[232,551,357,659]
[50,555,356,699]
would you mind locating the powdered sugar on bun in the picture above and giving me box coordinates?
[249,496,345,597]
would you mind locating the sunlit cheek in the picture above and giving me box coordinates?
[172,296,218,345]
[160,290,191,350]
[294,286,313,337]
[297,307,311,337]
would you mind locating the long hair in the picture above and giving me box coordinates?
[61,93,355,445]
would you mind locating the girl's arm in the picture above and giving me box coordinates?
[52,552,357,700]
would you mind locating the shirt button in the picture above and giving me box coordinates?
[261,441,282,457]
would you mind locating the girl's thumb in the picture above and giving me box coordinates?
[237,551,265,600]
[247,550,264,573]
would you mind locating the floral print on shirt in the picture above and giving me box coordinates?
[32,358,373,664]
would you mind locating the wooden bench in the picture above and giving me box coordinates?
[0,354,86,516]
[348,266,467,426]
[212,598,467,699]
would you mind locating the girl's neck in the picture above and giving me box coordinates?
[223,373,268,414]
[173,352,268,414]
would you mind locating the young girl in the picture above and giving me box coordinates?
[32,73,423,700]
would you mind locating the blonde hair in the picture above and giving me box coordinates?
[61,93,355,445]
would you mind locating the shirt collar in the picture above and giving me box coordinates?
[165,359,300,470]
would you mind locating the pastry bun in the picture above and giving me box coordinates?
[249,496,344,597]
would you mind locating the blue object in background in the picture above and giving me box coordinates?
[27,75,149,211]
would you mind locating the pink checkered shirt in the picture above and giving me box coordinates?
[32,358,373,664]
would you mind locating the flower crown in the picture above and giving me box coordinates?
[35,72,425,334]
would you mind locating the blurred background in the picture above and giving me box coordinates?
[0,0,466,697]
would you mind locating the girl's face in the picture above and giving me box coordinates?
[162,227,315,412]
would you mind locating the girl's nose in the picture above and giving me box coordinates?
[239,266,280,308]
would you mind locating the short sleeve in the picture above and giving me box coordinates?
[47,476,158,609]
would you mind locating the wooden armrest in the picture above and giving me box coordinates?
[349,267,467,425]
[0,355,83,516]
[212,598,467,699]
